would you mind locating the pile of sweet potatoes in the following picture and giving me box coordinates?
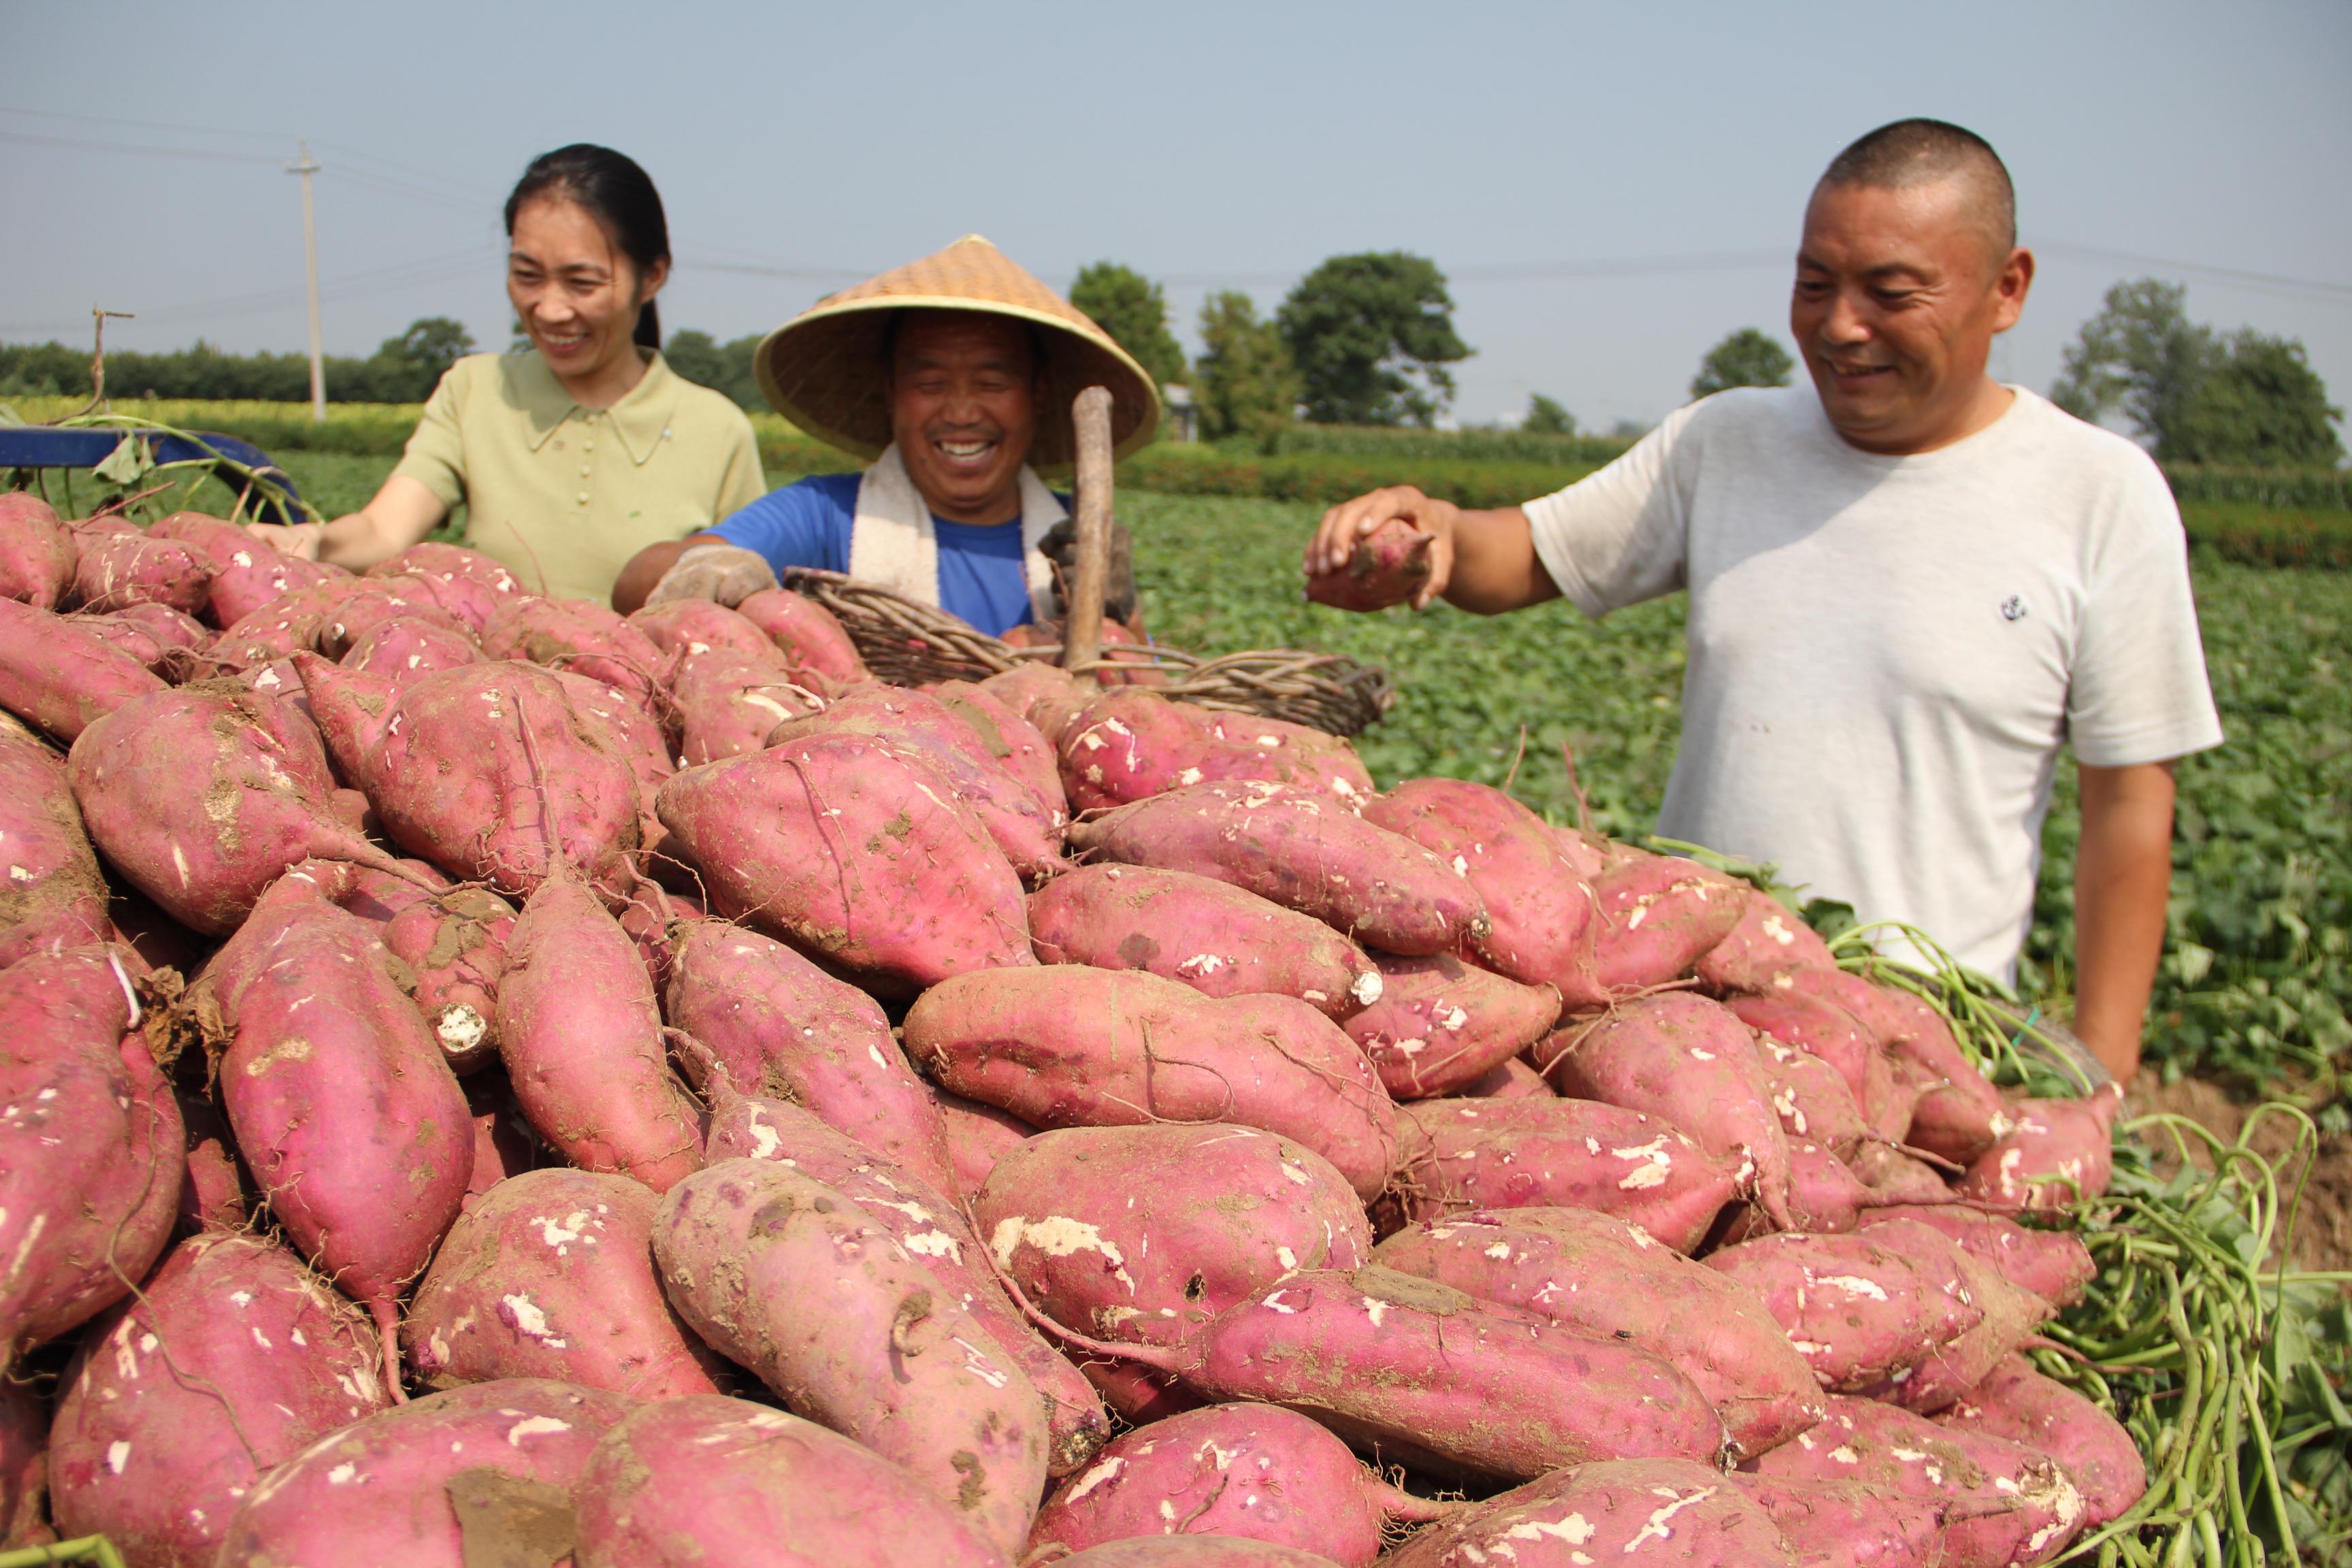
[0,506,2142,1567]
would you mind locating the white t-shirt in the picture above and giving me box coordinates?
[1523,385,2223,980]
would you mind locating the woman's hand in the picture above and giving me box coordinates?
[251,477,448,572]
[246,521,327,560]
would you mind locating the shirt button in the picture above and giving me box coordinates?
[584,440,595,452]
[576,491,589,504]
[581,465,591,476]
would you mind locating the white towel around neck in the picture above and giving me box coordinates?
[846,442,1062,623]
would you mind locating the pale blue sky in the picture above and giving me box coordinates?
[5,0,2347,433]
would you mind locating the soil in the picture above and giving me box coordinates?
[2124,1073,2352,1276]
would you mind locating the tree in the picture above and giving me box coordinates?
[2053,278,2344,465]
[1070,262,1188,389]
[664,329,766,409]
[1276,252,1471,426]
[1194,291,1301,444]
[355,317,477,401]
[1690,329,1793,399]
[1524,393,1575,435]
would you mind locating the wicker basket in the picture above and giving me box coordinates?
[781,568,1395,737]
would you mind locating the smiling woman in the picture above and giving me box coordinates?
[246,144,764,602]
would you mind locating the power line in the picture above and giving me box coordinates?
[0,104,284,142]
[0,246,494,338]
[0,129,280,166]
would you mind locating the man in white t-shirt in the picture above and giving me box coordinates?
[1303,119,2221,1082]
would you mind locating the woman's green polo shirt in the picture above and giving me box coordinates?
[392,349,765,603]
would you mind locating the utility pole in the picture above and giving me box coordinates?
[288,140,326,421]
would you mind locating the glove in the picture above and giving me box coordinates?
[1038,517,1139,625]
[647,542,779,608]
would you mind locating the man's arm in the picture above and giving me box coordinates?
[1304,487,1559,614]
[2071,760,2178,1083]
[612,536,710,614]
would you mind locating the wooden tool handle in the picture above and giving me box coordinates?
[1061,385,1115,687]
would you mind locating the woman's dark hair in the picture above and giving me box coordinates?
[505,144,670,350]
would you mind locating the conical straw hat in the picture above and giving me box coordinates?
[754,235,1162,474]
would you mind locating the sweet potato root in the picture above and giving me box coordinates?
[0,492,78,610]
[69,523,211,617]
[733,586,870,686]
[0,597,167,742]
[1360,777,1594,990]
[1936,1354,2146,1529]
[1346,951,1561,1099]
[1696,887,1840,994]
[1305,517,1434,612]
[0,713,110,966]
[1382,1457,1795,1568]
[1583,849,1747,994]
[670,647,825,764]
[480,593,666,708]
[1859,1205,2096,1308]
[1953,1087,2120,1212]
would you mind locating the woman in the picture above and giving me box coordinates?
[255,145,764,604]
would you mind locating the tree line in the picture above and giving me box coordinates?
[0,318,480,406]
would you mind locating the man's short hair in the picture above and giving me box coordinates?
[1818,118,2017,261]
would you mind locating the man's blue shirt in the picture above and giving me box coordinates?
[711,472,1041,637]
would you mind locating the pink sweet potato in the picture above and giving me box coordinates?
[1725,1473,1948,1568]
[734,585,870,685]
[1360,777,1593,989]
[665,918,957,1192]
[146,512,333,629]
[480,593,665,708]
[1779,968,2012,1164]
[1754,1033,1875,1159]
[69,523,211,616]
[101,599,210,657]
[1454,1054,1554,1098]
[357,872,516,1073]
[1382,1457,1795,1568]
[1862,1219,2057,1414]
[572,1394,1006,1568]
[1058,690,1371,814]
[977,1123,1371,1352]
[175,1088,250,1234]
[906,967,1397,1199]
[1373,1207,1823,1460]
[1727,989,1913,1143]
[365,541,522,630]
[1858,1205,2096,1308]
[1028,863,1382,1017]
[206,868,472,1362]
[1746,1393,2087,1568]
[979,658,1085,745]
[1305,517,1433,612]
[49,1230,391,1565]
[310,574,470,659]
[1936,1354,2146,1529]
[657,732,1036,990]
[1389,1097,1743,1252]
[0,1378,46,1548]
[339,613,480,681]
[1848,1142,1961,1207]
[0,714,110,966]
[1539,992,1795,1230]
[1030,1403,1443,1567]
[299,655,644,898]
[653,1157,1048,1554]
[1701,1226,1987,1397]
[67,681,410,933]
[1954,1087,2120,1212]
[0,947,182,1367]
[934,1087,1036,1200]
[1770,1141,1876,1233]
[62,609,172,675]
[1194,710,1375,804]
[1048,1541,1341,1567]
[627,595,782,662]
[1584,848,1748,994]
[1697,888,1840,994]
[1066,781,1489,957]
[0,492,77,610]
[551,667,676,853]
[0,596,167,742]
[404,1166,725,1399]
[934,677,1064,812]
[670,646,825,763]
[702,1081,1110,1475]
[498,874,702,1192]
[213,1377,636,1567]
[1345,951,1561,1099]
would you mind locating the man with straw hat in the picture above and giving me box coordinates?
[612,235,1160,636]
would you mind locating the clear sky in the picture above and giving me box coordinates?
[5,0,2347,434]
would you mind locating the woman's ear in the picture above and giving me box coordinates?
[637,254,672,302]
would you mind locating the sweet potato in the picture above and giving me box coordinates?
[1584,848,1748,993]
[1936,1354,2146,1529]
[0,596,167,742]
[69,523,211,616]
[1454,1054,1554,1098]
[212,1377,636,1567]
[1754,1034,1875,1159]
[498,874,702,1192]
[1954,1087,2120,1212]
[551,667,676,855]
[340,612,481,683]
[627,596,781,662]
[664,918,956,1192]
[1727,990,1913,1143]
[1847,1143,1961,1207]
[1047,1542,1341,1567]
[357,871,517,1073]
[67,681,408,934]
[1778,968,2012,1164]
[1066,781,1488,957]
[1701,1226,1987,1397]
[1058,690,1371,814]
[404,1166,725,1399]
[702,1080,1111,1474]
[977,1123,1371,1351]
[1769,1141,1876,1233]
[1360,777,1594,989]
[653,1157,1048,1554]
[49,1230,390,1565]
[461,1069,540,1209]
[1373,1207,1823,1460]
[175,1087,250,1234]
[62,608,173,676]
[1858,1205,2096,1308]
[480,593,665,708]
[670,647,824,763]
[1540,993,1795,1230]
[734,585,870,685]
[1724,1473,1948,1568]
[1382,1457,1796,1568]
[1697,888,1840,994]
[0,1379,46,1548]
[979,658,1085,745]
[906,967,1397,1199]
[365,541,523,630]
[1029,1402,1443,1567]
[572,1394,1007,1568]
[0,947,182,1367]
[934,677,1064,811]
[1345,951,1561,1098]
[207,576,363,667]
[101,599,210,658]
[206,868,472,1369]
[1305,517,1433,611]
[658,732,1036,989]
[0,713,110,966]
[299,655,644,898]
[1390,1097,1743,1251]
[1028,864,1382,1017]
[934,1086,1036,1200]
[1869,1220,2058,1414]
[0,492,77,610]
[310,574,469,659]
[1745,1393,2087,1568]
[145,512,328,628]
